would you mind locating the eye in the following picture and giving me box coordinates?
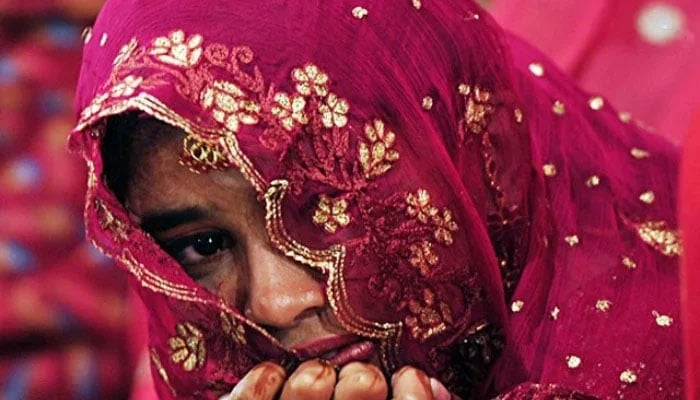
[163,230,235,268]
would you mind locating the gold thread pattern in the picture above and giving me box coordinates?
[220,312,247,345]
[150,30,203,67]
[312,195,352,233]
[168,322,207,372]
[359,119,400,179]
[636,221,682,257]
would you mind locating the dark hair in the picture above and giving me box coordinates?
[101,113,181,203]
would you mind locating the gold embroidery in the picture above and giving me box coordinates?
[631,147,650,159]
[407,189,438,224]
[619,111,632,123]
[622,256,638,270]
[636,221,682,257]
[404,288,453,341]
[528,62,544,77]
[619,369,638,384]
[270,92,308,131]
[589,96,605,111]
[566,355,582,369]
[114,38,138,66]
[552,100,566,116]
[412,0,422,10]
[81,92,109,121]
[595,299,612,312]
[639,190,656,204]
[150,350,176,396]
[421,96,434,110]
[433,209,458,245]
[99,33,108,47]
[82,27,93,44]
[182,135,231,171]
[319,93,349,128]
[168,322,206,372]
[292,64,329,97]
[150,30,203,67]
[220,312,247,345]
[514,108,524,124]
[652,311,674,327]
[110,75,143,98]
[94,199,129,241]
[201,80,261,133]
[550,306,560,320]
[352,6,369,19]
[359,119,400,179]
[511,300,524,313]
[586,175,601,187]
[461,85,493,134]
[312,195,351,233]
[542,163,557,177]
[564,235,580,247]
[409,241,439,277]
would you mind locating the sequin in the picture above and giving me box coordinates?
[589,96,605,111]
[99,33,108,47]
[653,311,674,327]
[511,300,524,313]
[622,256,638,270]
[639,191,656,204]
[586,175,601,187]
[550,306,560,320]
[564,235,580,247]
[352,6,369,19]
[528,62,545,77]
[566,355,582,369]
[81,27,93,44]
[620,369,638,384]
[631,147,650,159]
[596,299,612,312]
[552,101,566,115]
[542,163,557,177]
[422,96,434,110]
[514,108,524,124]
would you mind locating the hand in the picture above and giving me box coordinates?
[219,360,456,400]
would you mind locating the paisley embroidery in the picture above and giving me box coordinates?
[168,322,207,372]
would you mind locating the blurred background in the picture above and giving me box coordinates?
[0,0,697,399]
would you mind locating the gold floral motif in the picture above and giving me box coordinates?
[636,221,682,257]
[168,322,206,372]
[619,369,638,384]
[359,119,400,179]
[114,37,138,66]
[552,100,566,116]
[461,85,494,134]
[404,288,453,341]
[433,209,458,245]
[110,75,143,98]
[312,195,351,233]
[271,92,308,131]
[80,92,109,120]
[319,93,349,128]
[150,30,203,67]
[292,64,329,97]
[409,241,439,277]
[201,80,260,132]
[220,312,247,345]
[406,189,438,224]
[595,299,612,312]
[182,136,231,171]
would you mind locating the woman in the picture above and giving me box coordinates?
[70,0,684,398]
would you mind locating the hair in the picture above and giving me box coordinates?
[101,113,182,203]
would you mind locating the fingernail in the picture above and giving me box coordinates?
[430,377,451,400]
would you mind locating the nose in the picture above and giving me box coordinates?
[243,240,326,329]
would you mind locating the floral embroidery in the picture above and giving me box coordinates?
[404,288,453,340]
[312,195,351,233]
[359,119,400,179]
[110,75,143,98]
[220,312,247,345]
[409,241,439,277]
[150,30,203,67]
[201,80,260,132]
[460,84,494,134]
[319,93,349,128]
[271,92,308,131]
[81,92,109,121]
[407,189,439,224]
[114,37,138,66]
[636,220,682,257]
[168,322,206,372]
[433,209,458,245]
[292,64,329,97]
[181,136,233,172]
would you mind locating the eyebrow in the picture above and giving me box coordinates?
[140,206,209,233]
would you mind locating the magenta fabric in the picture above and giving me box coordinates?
[70,1,684,398]
[489,0,700,144]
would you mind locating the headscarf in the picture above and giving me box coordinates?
[70,1,684,398]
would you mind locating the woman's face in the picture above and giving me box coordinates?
[125,127,363,360]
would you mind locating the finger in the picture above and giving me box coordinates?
[334,362,388,400]
[429,377,457,400]
[222,362,286,400]
[391,366,433,400]
[279,359,337,400]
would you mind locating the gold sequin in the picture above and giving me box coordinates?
[566,355,582,369]
[81,27,93,44]
[99,32,108,47]
[622,256,638,270]
[631,147,650,159]
[550,306,560,320]
[619,369,638,384]
[586,175,601,187]
[511,300,524,313]
[528,62,545,77]
[636,221,682,257]
[552,101,566,115]
[422,96,434,110]
[542,163,557,177]
[619,111,632,123]
[312,195,351,233]
[352,6,369,19]
[589,96,605,111]
[639,190,656,204]
[412,0,422,9]
[596,299,612,312]
[564,235,580,247]
[652,311,674,327]
[514,108,524,124]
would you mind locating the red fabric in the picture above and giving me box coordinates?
[70,1,684,398]
[681,108,700,400]
[490,0,700,144]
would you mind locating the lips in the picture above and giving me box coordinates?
[292,335,377,366]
